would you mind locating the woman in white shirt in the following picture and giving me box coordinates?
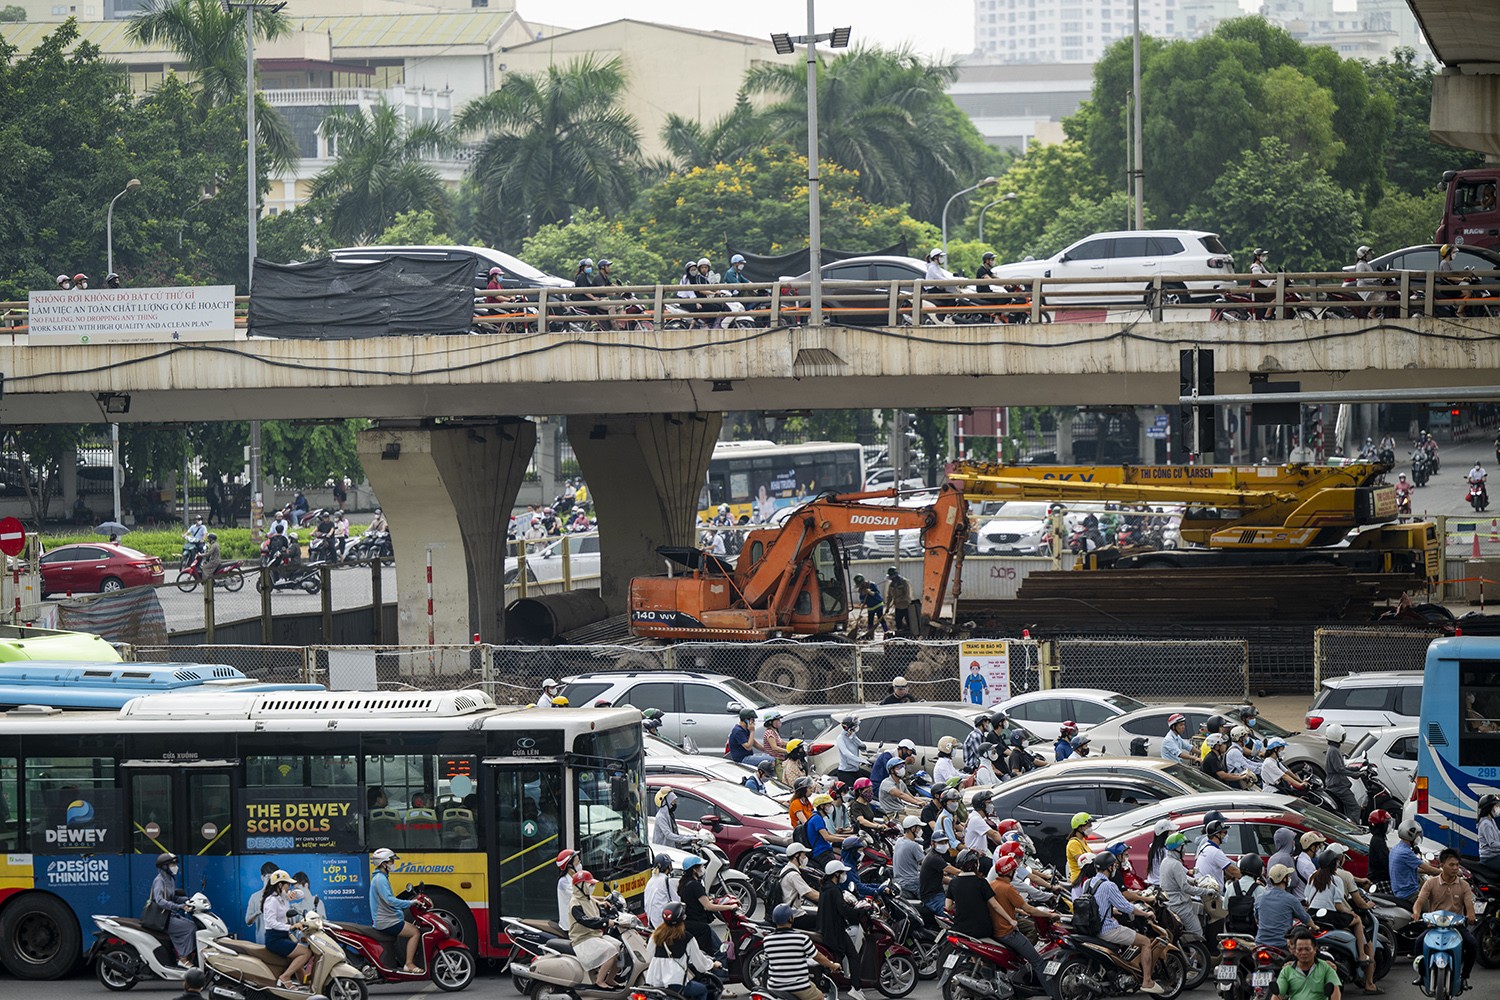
[261,870,313,990]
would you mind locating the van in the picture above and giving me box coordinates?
[328,244,570,291]
[1305,670,1424,743]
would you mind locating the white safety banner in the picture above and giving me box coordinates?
[27,285,239,344]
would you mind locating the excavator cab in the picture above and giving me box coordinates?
[785,537,849,628]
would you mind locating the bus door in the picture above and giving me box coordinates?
[121,759,236,918]
[484,756,566,951]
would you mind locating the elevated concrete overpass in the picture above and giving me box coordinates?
[1407,0,1500,154]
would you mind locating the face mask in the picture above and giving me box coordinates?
[584,267,593,274]
[735,263,745,271]
[169,865,179,876]
[1246,719,1257,728]
[668,803,676,814]
[946,802,958,813]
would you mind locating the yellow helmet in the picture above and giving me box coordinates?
[1440,243,1454,258]
[551,696,570,706]
[811,793,834,808]
[784,738,804,755]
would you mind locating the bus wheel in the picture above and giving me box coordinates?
[0,892,81,980]
[423,888,478,952]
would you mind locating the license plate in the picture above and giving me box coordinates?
[944,954,960,970]
[1044,961,1061,976]
[1253,971,1272,986]
[1216,966,1239,980]
[1477,901,1487,915]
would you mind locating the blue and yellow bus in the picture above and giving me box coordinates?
[1414,635,1500,855]
[0,689,648,979]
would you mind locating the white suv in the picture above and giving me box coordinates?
[1305,671,1423,743]
[988,230,1234,304]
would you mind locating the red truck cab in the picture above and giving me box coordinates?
[1437,168,1500,250]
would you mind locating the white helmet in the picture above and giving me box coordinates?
[1356,245,1372,260]
[697,257,711,268]
[371,848,399,866]
[928,248,945,261]
[542,678,559,690]
[1324,723,1346,744]
[1230,724,1250,741]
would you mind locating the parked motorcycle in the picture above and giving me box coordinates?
[345,529,393,563]
[174,559,246,593]
[200,910,367,1000]
[91,892,224,991]
[257,554,322,594]
[325,888,475,991]
[1414,910,1470,999]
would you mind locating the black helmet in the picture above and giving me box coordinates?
[794,776,813,794]
[156,852,178,868]
[955,848,982,872]
[990,710,1009,728]
[739,707,757,722]
[972,790,993,810]
[842,714,859,729]
[1316,850,1339,870]
[661,902,687,926]
[1205,715,1226,733]
[1239,853,1264,878]
[654,853,672,873]
[756,759,775,777]
[1205,819,1228,838]
[974,713,991,728]
[1204,810,1226,826]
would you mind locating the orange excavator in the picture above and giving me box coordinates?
[629,485,971,641]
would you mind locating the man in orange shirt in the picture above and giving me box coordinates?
[989,855,1061,999]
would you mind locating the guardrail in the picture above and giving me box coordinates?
[3,267,1495,337]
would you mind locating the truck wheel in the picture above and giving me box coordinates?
[0,892,81,980]
[755,653,812,702]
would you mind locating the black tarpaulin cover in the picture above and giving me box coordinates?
[248,254,476,339]
[725,241,909,284]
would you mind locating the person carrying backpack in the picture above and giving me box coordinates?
[1080,852,1165,994]
[1224,853,1264,935]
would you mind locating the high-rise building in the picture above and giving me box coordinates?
[973,0,1177,64]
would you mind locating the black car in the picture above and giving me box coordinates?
[986,772,1197,868]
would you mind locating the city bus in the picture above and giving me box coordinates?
[0,689,648,979]
[0,660,323,709]
[1413,635,1500,855]
[699,440,866,522]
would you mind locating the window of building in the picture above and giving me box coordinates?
[0,757,17,851]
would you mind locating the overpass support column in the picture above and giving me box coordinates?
[357,420,536,644]
[1431,71,1500,157]
[568,413,722,614]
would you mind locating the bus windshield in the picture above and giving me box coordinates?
[573,725,649,880]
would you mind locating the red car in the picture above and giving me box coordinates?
[39,542,164,596]
[645,774,791,866]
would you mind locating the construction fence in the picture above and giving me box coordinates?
[121,635,1251,705]
[1311,625,1441,689]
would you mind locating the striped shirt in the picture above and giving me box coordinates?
[762,928,817,991]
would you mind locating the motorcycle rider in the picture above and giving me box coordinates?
[1162,713,1196,764]
[1084,851,1165,994]
[764,903,842,1000]
[788,776,815,827]
[779,842,821,929]
[989,853,1061,998]
[370,848,421,973]
[1260,739,1310,795]
[568,870,623,990]
[1054,720,1079,762]
[745,759,777,795]
[182,515,207,563]
[808,793,842,863]
[1268,827,1308,897]
[1394,473,1413,518]
[1256,863,1312,951]
[881,756,927,815]
[1226,725,1262,779]
[1066,812,1094,882]
[834,714,865,786]
[645,901,718,1000]
[934,787,962,848]
[1477,793,1500,869]
[1158,831,1210,939]
[1268,927,1343,1000]
[892,816,926,897]
[925,248,953,283]
[368,506,388,534]
[728,707,771,767]
[965,713,995,773]
[644,854,679,929]
[819,859,871,1000]
[1353,244,1378,302]
[150,852,197,970]
[536,679,562,709]
[652,790,700,850]
[1203,733,1255,788]
[934,736,961,786]
[1413,848,1478,985]
[920,832,959,916]
[1322,724,1359,819]
[1194,818,1243,890]
[1306,851,1376,993]
[1468,462,1489,508]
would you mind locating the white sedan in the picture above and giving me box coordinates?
[993,688,1149,741]
[972,501,1057,556]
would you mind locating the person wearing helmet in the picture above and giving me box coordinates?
[262,868,316,987]
[886,566,917,636]
[1394,471,1412,519]
[807,792,841,861]
[1321,723,1358,819]
[764,900,841,1000]
[1082,851,1164,993]
[838,835,881,896]
[880,743,926,814]
[934,734,962,786]
[1070,733,1093,758]
[1066,812,1094,882]
[1253,859,1311,953]
[944,847,994,935]
[925,247,953,283]
[1226,724,1262,779]
[370,849,422,972]
[1258,738,1308,795]
[723,253,749,290]
[149,851,196,968]
[537,678,561,709]
[758,709,787,764]
[55,273,73,290]
[965,790,1004,854]
[74,272,90,289]
[833,714,865,786]
[652,788,699,851]
[847,777,881,836]
[1196,819,1242,890]
[882,674,914,705]
[644,853,679,929]
[1197,715,1229,761]
[962,709,993,774]
[1352,243,1380,302]
[1161,712,1195,765]
[816,860,872,1000]
[566,870,624,988]
[890,815,926,896]
[1306,850,1375,990]
[644,897,719,1000]
[1223,852,1264,935]
[1476,793,1500,866]
[869,736,911,790]
[679,855,737,958]
[743,758,777,796]
[728,706,771,768]
[1389,821,1437,907]
[642,707,665,737]
[1295,830,1329,886]
[781,738,810,786]
[777,842,821,927]
[929,786,960,848]
[788,775,815,827]
[989,852,1061,991]
[1157,831,1209,938]
[1005,727,1041,778]
[1054,721,1079,762]
[1202,732,1254,789]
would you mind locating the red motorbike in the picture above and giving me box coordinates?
[939,911,1070,1000]
[173,558,246,593]
[732,897,919,998]
[325,890,476,992]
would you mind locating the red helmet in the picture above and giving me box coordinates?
[1367,809,1392,826]
[555,849,577,870]
[1168,713,1187,728]
[852,777,873,795]
[994,855,1020,878]
[1060,720,1079,735]
[998,842,1026,860]
[996,818,1021,834]
[572,870,596,886]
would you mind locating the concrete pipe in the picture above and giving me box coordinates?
[505,590,609,643]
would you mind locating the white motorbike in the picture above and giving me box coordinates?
[518,895,651,1000]
[91,891,226,990]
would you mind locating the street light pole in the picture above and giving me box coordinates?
[105,178,141,277]
[1131,0,1144,229]
[976,192,1018,244]
[771,7,850,329]
[941,176,999,254]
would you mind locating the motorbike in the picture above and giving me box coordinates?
[200,909,367,1000]
[693,818,759,918]
[1271,774,1344,816]
[174,558,247,593]
[738,895,918,998]
[939,925,1056,1000]
[180,539,205,567]
[344,529,393,563]
[1472,877,1500,968]
[1414,910,1469,999]
[1396,489,1413,520]
[880,879,944,980]
[1141,887,1211,990]
[1305,911,1388,987]
[306,532,341,566]
[325,888,475,991]
[1468,481,1490,513]
[1349,761,1404,822]
[1248,944,1287,1000]
[1042,908,1188,1000]
[91,891,225,991]
[1215,932,1257,1000]
[499,914,569,995]
[1412,450,1433,487]
[256,552,322,594]
[518,896,651,1000]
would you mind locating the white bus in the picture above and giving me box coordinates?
[699,440,866,523]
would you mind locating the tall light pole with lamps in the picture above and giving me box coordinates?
[976,192,1018,244]
[105,178,141,277]
[941,176,998,255]
[771,4,851,328]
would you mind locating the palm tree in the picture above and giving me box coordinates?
[310,101,454,244]
[659,91,767,171]
[125,0,297,168]
[456,56,640,242]
[745,46,998,223]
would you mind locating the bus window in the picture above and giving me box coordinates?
[25,755,121,852]
[130,772,174,855]
[364,754,476,851]
[491,763,564,920]
[1459,667,1500,765]
[248,755,304,786]
[0,757,17,850]
[188,773,233,856]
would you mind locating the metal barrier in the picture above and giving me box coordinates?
[1052,638,1251,700]
[1311,626,1440,690]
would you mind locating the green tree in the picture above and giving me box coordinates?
[125,0,297,169]
[958,140,1112,263]
[374,209,453,246]
[457,56,640,246]
[520,208,666,285]
[2,427,84,523]
[310,100,453,245]
[744,46,1000,224]
[659,91,768,171]
[1259,65,1343,172]
[256,205,330,264]
[261,420,366,486]
[1364,48,1484,197]
[0,6,26,22]
[1362,188,1445,253]
[1025,192,1142,260]
[1182,137,1360,271]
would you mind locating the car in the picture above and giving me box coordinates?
[988,229,1234,305]
[504,533,601,585]
[1305,671,1423,743]
[644,774,791,866]
[1096,799,1445,883]
[807,702,1043,777]
[1081,703,1329,779]
[994,688,1150,741]
[328,244,571,291]
[866,467,927,491]
[559,670,781,752]
[1343,243,1500,287]
[38,542,165,596]
[1346,724,1419,802]
[778,255,963,326]
[775,704,866,748]
[644,738,791,803]
[857,491,940,558]
[972,501,1058,557]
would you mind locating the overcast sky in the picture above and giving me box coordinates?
[544,1,977,62]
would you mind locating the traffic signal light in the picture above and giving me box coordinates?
[1179,349,1214,452]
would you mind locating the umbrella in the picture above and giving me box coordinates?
[95,521,130,537]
